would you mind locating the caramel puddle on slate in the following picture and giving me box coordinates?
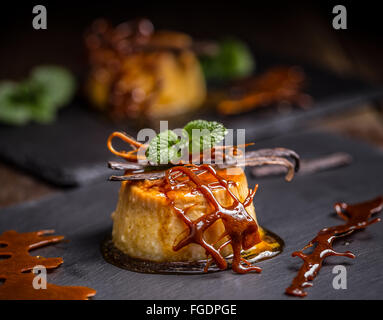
[286,196,383,297]
[0,230,96,300]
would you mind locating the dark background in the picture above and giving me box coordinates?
[1,1,383,80]
[1,1,383,206]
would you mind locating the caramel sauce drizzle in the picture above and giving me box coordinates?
[165,164,262,274]
[218,66,312,115]
[0,230,96,300]
[285,196,383,297]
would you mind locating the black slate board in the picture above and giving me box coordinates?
[1,130,383,300]
[0,54,382,187]
[0,105,123,187]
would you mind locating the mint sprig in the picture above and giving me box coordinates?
[0,65,75,125]
[183,120,227,153]
[145,120,228,164]
[199,38,255,81]
[145,130,183,165]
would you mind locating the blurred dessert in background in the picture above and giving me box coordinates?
[85,18,206,120]
[85,18,310,120]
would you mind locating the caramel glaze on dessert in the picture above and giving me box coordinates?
[286,196,383,297]
[103,131,298,274]
[102,163,285,274]
[165,164,262,274]
[0,230,96,300]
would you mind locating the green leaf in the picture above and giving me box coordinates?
[199,38,255,81]
[30,65,76,109]
[145,130,183,164]
[145,120,228,165]
[0,65,76,126]
[183,119,227,153]
[0,82,32,125]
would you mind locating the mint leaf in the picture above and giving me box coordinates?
[199,38,255,81]
[183,119,227,153]
[145,130,183,164]
[30,65,76,109]
[0,82,32,125]
[0,65,75,125]
[145,120,227,164]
